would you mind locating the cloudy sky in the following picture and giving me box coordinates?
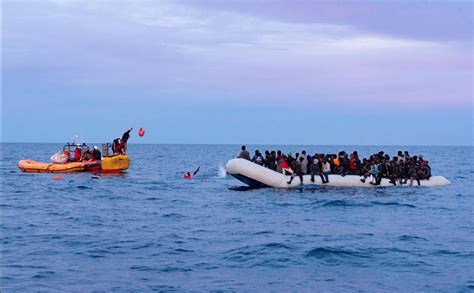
[2,0,472,145]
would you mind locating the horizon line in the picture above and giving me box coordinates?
[1,141,472,147]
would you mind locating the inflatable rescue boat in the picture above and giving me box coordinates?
[18,143,130,174]
[226,158,451,188]
[18,155,129,174]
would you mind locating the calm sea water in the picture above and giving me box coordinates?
[1,143,473,292]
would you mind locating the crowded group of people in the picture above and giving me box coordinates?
[51,143,102,164]
[70,144,102,162]
[238,146,432,186]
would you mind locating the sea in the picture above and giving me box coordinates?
[1,143,473,292]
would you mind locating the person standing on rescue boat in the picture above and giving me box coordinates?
[121,128,132,153]
[74,145,82,162]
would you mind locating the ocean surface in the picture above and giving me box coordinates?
[1,143,473,292]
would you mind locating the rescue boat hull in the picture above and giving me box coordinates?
[18,155,130,174]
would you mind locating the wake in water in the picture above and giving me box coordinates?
[218,165,227,178]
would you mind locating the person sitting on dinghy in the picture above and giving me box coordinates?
[287,156,305,185]
[407,162,420,186]
[280,156,293,175]
[267,151,277,171]
[310,154,326,183]
[252,150,264,166]
[238,145,251,161]
[360,159,371,183]
[369,161,380,185]
[388,160,400,186]
[322,157,330,183]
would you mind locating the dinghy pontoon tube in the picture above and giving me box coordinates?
[226,158,451,188]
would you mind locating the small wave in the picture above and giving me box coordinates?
[252,230,274,235]
[370,201,416,208]
[160,267,193,273]
[88,254,105,259]
[165,248,195,255]
[163,213,185,219]
[130,265,159,272]
[76,185,92,190]
[321,200,369,208]
[149,285,180,291]
[262,243,293,250]
[305,247,368,260]
[131,242,160,250]
[225,242,294,261]
[255,258,292,268]
[432,249,470,257]
[397,235,428,242]
[5,264,48,269]
[173,248,194,253]
[145,197,160,201]
[32,271,56,279]
[192,262,218,270]
[274,202,294,207]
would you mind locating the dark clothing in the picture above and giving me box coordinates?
[310,158,325,183]
[266,155,277,171]
[122,130,131,144]
[92,149,101,161]
[288,160,303,184]
[252,155,264,165]
[379,163,389,177]
[388,164,400,185]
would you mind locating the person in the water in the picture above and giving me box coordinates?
[184,167,200,179]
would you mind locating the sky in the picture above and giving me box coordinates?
[2,0,473,145]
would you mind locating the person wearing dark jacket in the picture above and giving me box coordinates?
[374,159,388,185]
[360,159,371,183]
[268,151,277,171]
[252,150,264,166]
[388,161,400,186]
[310,155,326,183]
[408,163,420,186]
[287,157,304,185]
[91,146,102,161]
[121,128,132,152]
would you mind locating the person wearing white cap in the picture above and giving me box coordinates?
[92,146,102,161]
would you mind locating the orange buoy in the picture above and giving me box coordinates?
[52,175,64,180]
[138,128,145,137]
[184,172,192,179]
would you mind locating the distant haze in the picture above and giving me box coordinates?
[2,0,473,145]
